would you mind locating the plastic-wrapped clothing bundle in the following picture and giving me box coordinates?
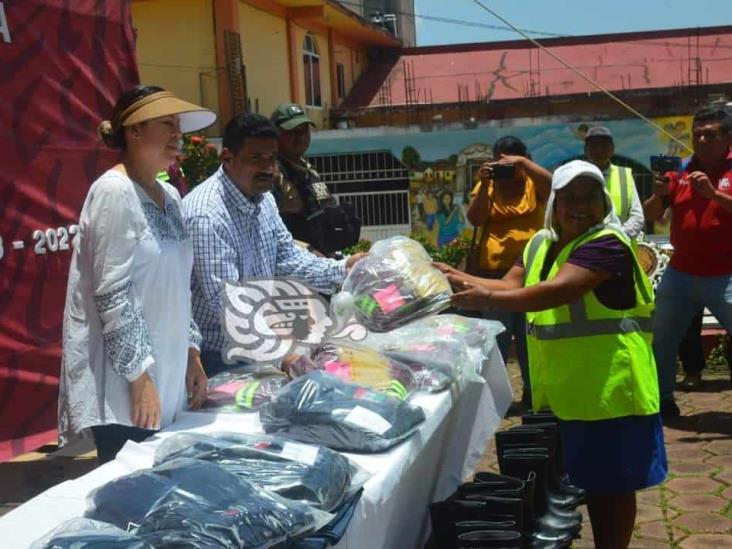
[31,518,152,549]
[407,314,505,368]
[290,342,450,398]
[260,371,426,453]
[153,432,362,511]
[202,368,288,412]
[363,315,504,379]
[368,235,432,263]
[331,237,452,332]
[86,457,331,548]
[364,325,477,382]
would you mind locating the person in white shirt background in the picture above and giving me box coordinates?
[58,85,215,463]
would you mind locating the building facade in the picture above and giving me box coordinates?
[131,0,400,134]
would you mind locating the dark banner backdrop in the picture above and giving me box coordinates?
[0,0,138,461]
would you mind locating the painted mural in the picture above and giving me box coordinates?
[310,115,693,245]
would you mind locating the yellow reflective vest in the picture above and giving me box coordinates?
[605,164,635,223]
[523,227,659,421]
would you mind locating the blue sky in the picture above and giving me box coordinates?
[415,0,732,46]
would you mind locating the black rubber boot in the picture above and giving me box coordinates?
[500,454,582,538]
[512,421,586,503]
[430,499,522,549]
[455,520,519,535]
[498,426,584,508]
[457,530,523,548]
[464,472,574,547]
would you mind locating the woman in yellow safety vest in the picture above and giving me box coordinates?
[436,160,667,549]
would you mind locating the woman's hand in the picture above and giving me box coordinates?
[432,261,464,278]
[129,371,161,429]
[186,348,208,410]
[451,281,494,311]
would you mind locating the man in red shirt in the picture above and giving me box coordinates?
[644,105,732,419]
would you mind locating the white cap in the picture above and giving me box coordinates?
[552,159,605,191]
[541,159,621,241]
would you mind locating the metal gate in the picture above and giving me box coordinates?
[306,150,411,242]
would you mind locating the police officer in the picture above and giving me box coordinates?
[584,126,645,238]
[271,103,359,256]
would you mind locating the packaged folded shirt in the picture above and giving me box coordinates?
[86,457,331,548]
[31,518,152,549]
[153,432,366,511]
[260,371,426,453]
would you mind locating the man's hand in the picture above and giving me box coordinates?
[129,371,161,429]
[186,348,208,410]
[688,171,717,200]
[651,174,671,197]
[346,252,368,271]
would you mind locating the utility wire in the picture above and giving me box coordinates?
[339,0,732,51]
[338,0,565,37]
[470,0,694,153]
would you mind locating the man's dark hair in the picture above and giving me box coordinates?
[693,104,732,134]
[493,135,528,158]
[223,113,279,153]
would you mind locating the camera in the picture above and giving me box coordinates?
[649,155,681,174]
[492,163,516,180]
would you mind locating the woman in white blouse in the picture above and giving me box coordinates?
[59,86,216,462]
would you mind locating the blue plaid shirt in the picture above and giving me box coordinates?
[182,166,346,353]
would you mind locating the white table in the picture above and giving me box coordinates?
[0,347,511,549]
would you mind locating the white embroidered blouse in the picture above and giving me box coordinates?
[58,170,201,445]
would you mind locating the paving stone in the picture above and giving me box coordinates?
[704,454,731,468]
[637,489,661,506]
[714,469,732,485]
[666,477,724,494]
[706,439,732,456]
[635,503,665,524]
[679,534,732,548]
[635,520,670,541]
[667,446,711,462]
[671,461,719,475]
[668,494,728,513]
[672,512,732,533]
[629,539,672,548]
[721,485,732,500]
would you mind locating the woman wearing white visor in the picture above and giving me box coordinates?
[436,160,666,548]
[59,86,216,463]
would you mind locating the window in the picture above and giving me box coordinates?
[336,63,346,99]
[303,34,321,107]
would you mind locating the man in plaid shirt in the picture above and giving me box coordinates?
[183,113,364,376]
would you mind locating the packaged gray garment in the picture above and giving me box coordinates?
[85,457,331,548]
[31,518,152,549]
[154,432,367,511]
[260,371,426,453]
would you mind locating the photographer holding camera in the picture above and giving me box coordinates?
[271,103,360,257]
[466,136,552,407]
[643,104,732,419]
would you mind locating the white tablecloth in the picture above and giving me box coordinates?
[0,347,511,549]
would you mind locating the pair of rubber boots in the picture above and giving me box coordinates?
[429,459,581,549]
[427,412,585,548]
[493,413,585,545]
